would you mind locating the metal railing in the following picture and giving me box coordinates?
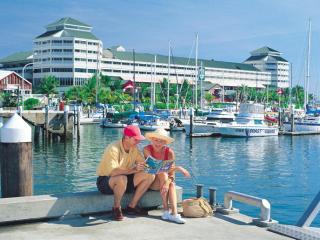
[296,190,320,227]
[223,191,271,222]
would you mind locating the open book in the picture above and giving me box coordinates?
[144,155,174,174]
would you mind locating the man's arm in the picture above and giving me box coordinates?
[109,167,138,177]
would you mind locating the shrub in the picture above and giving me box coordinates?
[24,98,40,110]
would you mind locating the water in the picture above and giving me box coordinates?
[2,125,320,226]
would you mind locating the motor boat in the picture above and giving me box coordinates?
[215,103,279,137]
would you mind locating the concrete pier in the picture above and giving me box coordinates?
[0,188,182,224]
[0,209,291,240]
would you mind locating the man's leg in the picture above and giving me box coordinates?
[128,172,155,208]
[109,175,127,208]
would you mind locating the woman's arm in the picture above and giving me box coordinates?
[174,166,191,177]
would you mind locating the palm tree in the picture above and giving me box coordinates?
[82,76,97,104]
[38,75,60,97]
[65,86,85,102]
[98,87,112,104]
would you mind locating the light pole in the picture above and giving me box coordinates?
[22,62,33,109]
[22,62,33,92]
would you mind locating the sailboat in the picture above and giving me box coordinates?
[283,19,320,132]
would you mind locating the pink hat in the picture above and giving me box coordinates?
[123,125,145,140]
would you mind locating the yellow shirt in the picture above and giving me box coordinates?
[96,140,145,176]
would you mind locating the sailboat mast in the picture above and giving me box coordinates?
[200,61,203,109]
[289,63,293,108]
[95,42,101,103]
[305,19,311,111]
[195,33,198,109]
[167,41,171,110]
[151,54,157,110]
[133,49,136,111]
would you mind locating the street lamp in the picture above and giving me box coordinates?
[22,63,33,79]
[21,62,33,109]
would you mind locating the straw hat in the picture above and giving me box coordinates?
[145,128,174,144]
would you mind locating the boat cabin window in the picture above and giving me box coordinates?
[254,120,263,125]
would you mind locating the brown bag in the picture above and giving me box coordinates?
[182,197,213,218]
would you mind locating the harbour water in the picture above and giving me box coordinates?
[2,124,320,226]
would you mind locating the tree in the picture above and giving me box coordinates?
[204,92,214,103]
[82,76,97,104]
[98,87,112,104]
[0,92,4,107]
[65,86,85,102]
[1,92,18,107]
[38,75,60,97]
[180,80,192,104]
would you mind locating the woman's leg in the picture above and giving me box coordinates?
[156,172,169,210]
[168,182,178,215]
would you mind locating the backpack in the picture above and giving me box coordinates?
[182,197,213,218]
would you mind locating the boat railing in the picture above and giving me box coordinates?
[219,191,273,224]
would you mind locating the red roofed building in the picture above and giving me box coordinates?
[0,70,32,94]
[122,80,134,94]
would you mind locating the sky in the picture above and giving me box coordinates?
[1,0,320,93]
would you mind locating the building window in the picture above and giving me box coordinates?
[63,40,73,44]
[75,68,87,73]
[63,49,73,53]
[52,68,73,72]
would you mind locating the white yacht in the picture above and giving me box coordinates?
[184,109,235,136]
[216,103,279,137]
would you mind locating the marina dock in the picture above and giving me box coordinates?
[282,130,320,136]
[0,210,291,240]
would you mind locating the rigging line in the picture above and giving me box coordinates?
[294,24,310,108]
[180,38,196,94]
[170,47,182,108]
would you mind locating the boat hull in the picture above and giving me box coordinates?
[217,126,279,137]
[139,124,170,131]
[283,122,320,132]
[184,122,219,136]
[101,123,127,128]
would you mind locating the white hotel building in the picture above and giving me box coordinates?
[0,17,290,92]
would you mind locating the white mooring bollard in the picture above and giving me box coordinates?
[0,113,33,198]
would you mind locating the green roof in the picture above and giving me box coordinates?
[0,51,33,63]
[46,17,91,28]
[245,54,288,63]
[110,50,258,72]
[35,29,99,40]
[251,46,280,56]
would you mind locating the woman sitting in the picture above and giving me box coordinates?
[143,128,190,224]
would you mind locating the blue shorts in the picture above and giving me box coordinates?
[96,174,135,194]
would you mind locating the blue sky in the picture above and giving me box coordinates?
[1,0,320,92]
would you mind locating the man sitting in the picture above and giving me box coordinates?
[96,125,155,221]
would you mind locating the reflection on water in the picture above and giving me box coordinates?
[2,125,320,225]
